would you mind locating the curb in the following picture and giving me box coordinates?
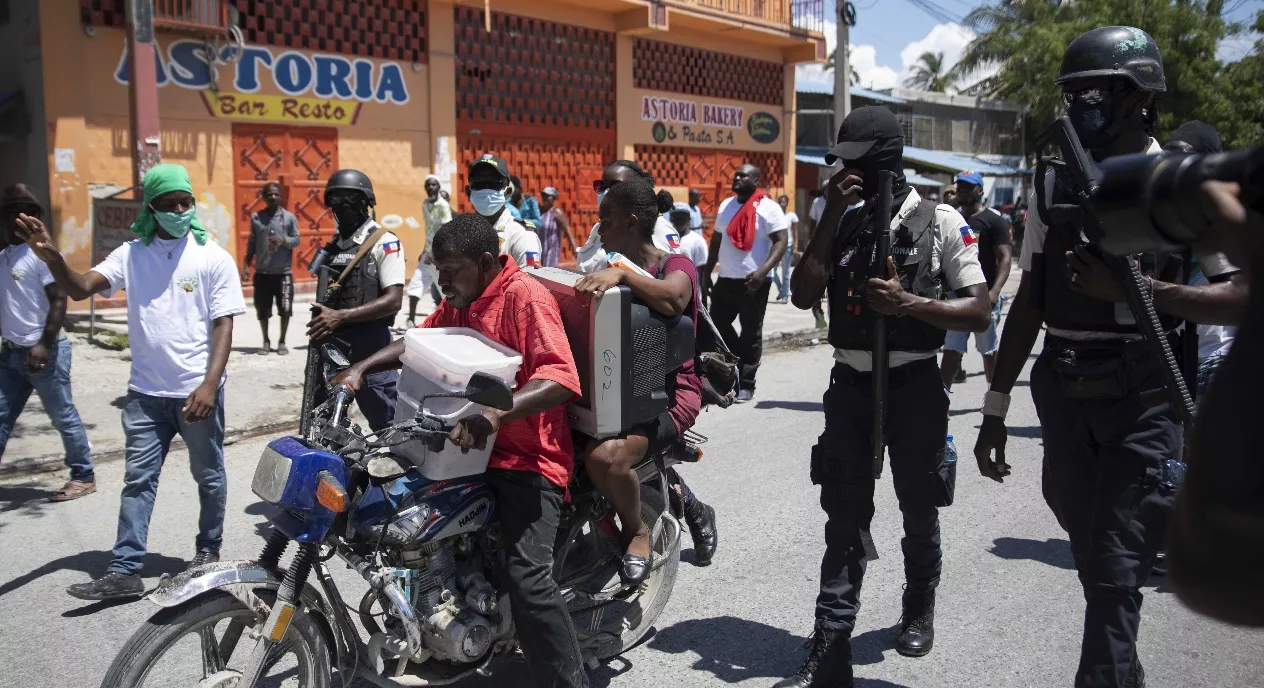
[0,417,300,481]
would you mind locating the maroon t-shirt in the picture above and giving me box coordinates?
[651,253,703,433]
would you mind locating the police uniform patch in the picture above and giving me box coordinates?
[382,240,401,255]
[959,224,977,246]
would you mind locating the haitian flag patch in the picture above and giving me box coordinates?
[958,225,977,247]
[666,233,681,249]
[524,251,540,267]
[382,240,402,255]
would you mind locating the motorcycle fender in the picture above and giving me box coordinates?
[147,560,346,665]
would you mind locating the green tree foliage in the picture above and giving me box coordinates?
[1218,11,1264,149]
[903,51,962,92]
[824,46,863,86]
[958,0,1258,151]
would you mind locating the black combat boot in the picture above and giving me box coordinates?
[895,588,936,657]
[772,620,854,688]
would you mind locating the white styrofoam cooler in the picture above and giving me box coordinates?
[392,328,522,480]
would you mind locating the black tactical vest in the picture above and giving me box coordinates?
[318,232,391,327]
[829,199,946,352]
[1040,184,1183,334]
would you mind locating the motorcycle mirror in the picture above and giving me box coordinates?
[463,372,513,411]
[322,343,350,369]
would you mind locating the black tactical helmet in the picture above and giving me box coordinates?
[1056,26,1166,93]
[324,169,376,206]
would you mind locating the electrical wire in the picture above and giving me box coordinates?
[902,0,965,26]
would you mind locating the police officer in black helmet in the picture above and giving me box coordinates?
[307,169,406,430]
[974,27,1246,688]
[778,105,991,688]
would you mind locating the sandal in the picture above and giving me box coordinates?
[49,480,96,502]
[276,344,290,356]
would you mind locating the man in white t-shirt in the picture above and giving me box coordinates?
[17,164,245,601]
[406,174,452,325]
[577,159,680,274]
[703,164,789,403]
[770,194,799,303]
[0,184,95,501]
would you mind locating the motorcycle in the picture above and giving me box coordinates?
[100,344,695,687]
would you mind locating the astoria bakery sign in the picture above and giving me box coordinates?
[641,96,744,128]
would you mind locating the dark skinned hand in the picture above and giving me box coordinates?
[26,343,50,375]
[745,269,769,293]
[329,365,364,393]
[835,172,864,207]
[307,303,345,340]
[974,416,1012,483]
[1066,245,1126,302]
[574,267,624,300]
[183,381,218,423]
[449,410,502,454]
[13,214,60,264]
[865,257,916,315]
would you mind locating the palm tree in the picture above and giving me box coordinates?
[903,51,961,92]
[824,46,862,86]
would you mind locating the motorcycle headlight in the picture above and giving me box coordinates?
[251,446,292,504]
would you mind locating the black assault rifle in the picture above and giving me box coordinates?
[872,171,895,478]
[1034,117,1196,432]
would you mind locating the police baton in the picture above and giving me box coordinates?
[872,170,894,479]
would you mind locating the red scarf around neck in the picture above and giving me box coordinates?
[727,189,769,252]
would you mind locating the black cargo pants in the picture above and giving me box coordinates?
[812,358,954,633]
[487,468,589,688]
[1030,343,1179,688]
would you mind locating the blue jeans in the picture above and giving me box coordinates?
[770,248,795,300]
[109,389,227,575]
[0,339,94,481]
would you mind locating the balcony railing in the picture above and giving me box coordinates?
[669,0,825,33]
[791,0,824,34]
[153,0,231,33]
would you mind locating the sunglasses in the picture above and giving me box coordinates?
[592,179,623,193]
[1,204,41,217]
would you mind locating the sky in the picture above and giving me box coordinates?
[796,0,1264,94]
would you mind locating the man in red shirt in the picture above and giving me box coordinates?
[335,213,588,688]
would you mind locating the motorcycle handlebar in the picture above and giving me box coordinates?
[329,384,354,428]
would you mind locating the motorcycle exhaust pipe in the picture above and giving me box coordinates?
[338,544,424,657]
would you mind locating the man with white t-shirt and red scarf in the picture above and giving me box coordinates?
[702,164,789,404]
[17,164,246,602]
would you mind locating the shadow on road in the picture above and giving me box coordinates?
[245,500,281,541]
[0,549,188,601]
[753,400,823,413]
[949,407,980,417]
[645,616,907,683]
[989,537,1075,570]
[0,484,54,514]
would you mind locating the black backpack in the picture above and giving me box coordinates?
[656,260,740,408]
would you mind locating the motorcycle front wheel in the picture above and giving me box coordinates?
[100,590,332,688]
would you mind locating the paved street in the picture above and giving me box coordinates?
[1,343,1262,688]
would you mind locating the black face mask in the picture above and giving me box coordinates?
[331,201,369,235]
[1068,101,1118,150]
[851,136,908,201]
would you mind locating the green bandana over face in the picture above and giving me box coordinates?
[129,164,208,245]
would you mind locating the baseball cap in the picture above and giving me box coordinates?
[541,186,559,197]
[825,105,904,165]
[468,153,511,182]
[955,170,984,187]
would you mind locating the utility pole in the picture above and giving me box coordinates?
[125,0,161,186]
[833,1,855,139]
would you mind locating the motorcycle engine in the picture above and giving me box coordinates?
[390,538,511,665]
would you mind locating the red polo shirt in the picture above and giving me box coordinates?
[420,256,581,488]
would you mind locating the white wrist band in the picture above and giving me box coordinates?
[982,391,1011,419]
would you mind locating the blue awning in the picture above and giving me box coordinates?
[902,146,1030,177]
[905,172,943,188]
[795,82,907,105]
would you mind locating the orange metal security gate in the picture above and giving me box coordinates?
[232,124,339,283]
[635,145,786,238]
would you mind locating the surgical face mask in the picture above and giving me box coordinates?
[470,188,507,216]
[152,207,195,238]
[1068,100,1117,149]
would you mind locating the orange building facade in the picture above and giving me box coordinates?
[1,0,823,306]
